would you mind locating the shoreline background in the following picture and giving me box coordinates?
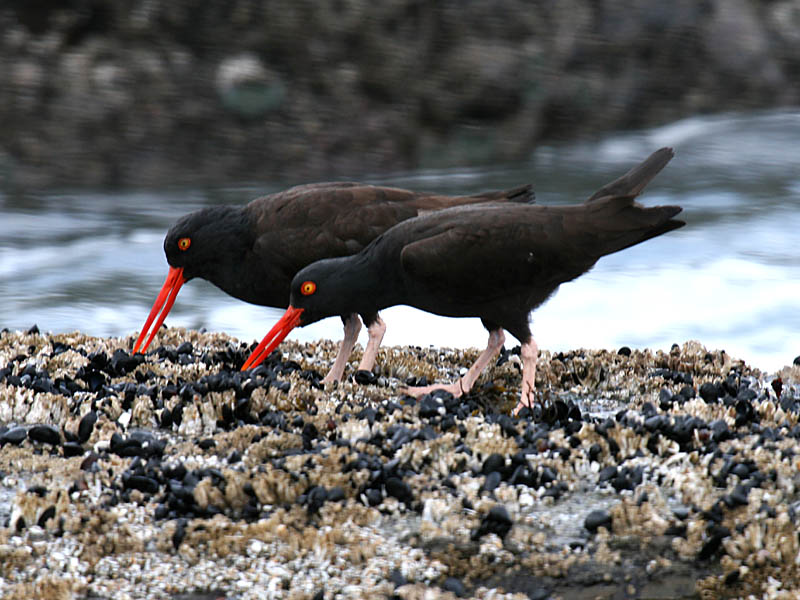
[2,1,800,189]
[4,111,800,374]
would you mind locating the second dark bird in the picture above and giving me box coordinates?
[241,148,685,413]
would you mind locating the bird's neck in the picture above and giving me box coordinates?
[198,208,287,306]
[344,250,402,314]
[310,252,400,320]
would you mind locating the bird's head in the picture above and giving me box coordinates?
[133,206,248,354]
[287,258,356,325]
[163,206,246,281]
[240,257,356,370]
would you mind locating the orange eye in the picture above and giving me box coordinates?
[300,281,316,296]
[178,237,191,251]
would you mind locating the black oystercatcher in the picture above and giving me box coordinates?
[133,181,533,382]
[241,148,684,413]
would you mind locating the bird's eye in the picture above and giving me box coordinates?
[300,281,316,296]
[178,237,191,251]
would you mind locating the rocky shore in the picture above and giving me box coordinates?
[2,328,800,599]
[3,1,800,188]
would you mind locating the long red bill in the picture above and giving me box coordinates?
[132,266,186,354]
[241,306,304,371]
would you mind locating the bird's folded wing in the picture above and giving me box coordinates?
[253,187,423,264]
[399,221,557,304]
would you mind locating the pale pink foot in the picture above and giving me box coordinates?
[512,338,539,416]
[402,380,467,399]
[357,316,386,373]
[402,329,505,398]
[322,314,361,384]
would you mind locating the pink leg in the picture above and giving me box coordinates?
[322,314,361,384]
[403,329,506,398]
[357,316,386,373]
[512,337,539,416]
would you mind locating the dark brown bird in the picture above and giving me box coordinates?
[133,181,533,382]
[241,148,684,413]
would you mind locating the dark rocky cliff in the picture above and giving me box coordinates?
[2,0,799,188]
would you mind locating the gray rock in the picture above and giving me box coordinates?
[1,0,799,187]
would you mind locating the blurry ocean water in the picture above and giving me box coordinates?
[2,109,799,372]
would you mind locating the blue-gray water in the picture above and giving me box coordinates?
[2,110,799,372]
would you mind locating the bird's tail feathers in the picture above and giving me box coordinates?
[583,194,684,256]
[586,147,674,203]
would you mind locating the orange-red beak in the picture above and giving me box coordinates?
[241,306,304,370]
[132,266,186,354]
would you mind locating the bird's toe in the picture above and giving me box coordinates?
[401,381,464,399]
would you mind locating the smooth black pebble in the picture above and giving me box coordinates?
[584,509,612,533]
[62,442,84,458]
[28,424,60,445]
[305,486,329,514]
[699,382,720,404]
[385,477,414,505]
[443,577,466,597]
[123,474,160,495]
[353,370,376,385]
[1,427,27,446]
[364,488,383,506]
[471,504,512,540]
[482,453,506,476]
[672,506,690,520]
[172,518,188,549]
[418,396,444,419]
[389,569,407,587]
[481,471,501,493]
[78,411,98,444]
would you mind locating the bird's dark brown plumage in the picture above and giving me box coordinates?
[161,182,533,308]
[242,148,684,412]
[133,180,534,381]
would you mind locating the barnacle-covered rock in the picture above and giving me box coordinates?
[2,329,800,598]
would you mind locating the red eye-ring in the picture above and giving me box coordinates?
[178,237,191,251]
[300,281,316,296]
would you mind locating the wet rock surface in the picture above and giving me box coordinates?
[1,328,800,598]
[3,1,800,188]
